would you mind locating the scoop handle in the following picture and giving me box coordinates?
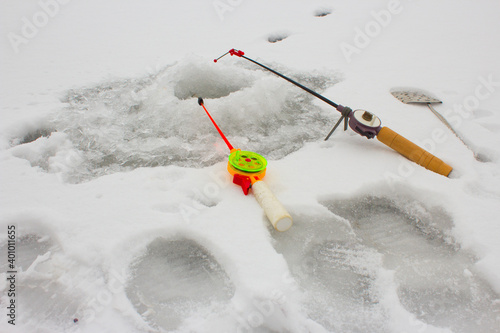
[251,181,293,231]
[377,127,452,177]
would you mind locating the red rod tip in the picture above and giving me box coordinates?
[213,59,217,63]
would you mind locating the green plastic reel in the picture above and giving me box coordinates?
[229,150,267,173]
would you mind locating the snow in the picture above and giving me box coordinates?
[1,0,500,332]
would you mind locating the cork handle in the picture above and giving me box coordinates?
[377,127,452,177]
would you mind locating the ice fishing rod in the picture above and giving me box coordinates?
[198,97,293,232]
[214,49,453,177]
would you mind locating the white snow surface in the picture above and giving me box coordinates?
[1,0,500,332]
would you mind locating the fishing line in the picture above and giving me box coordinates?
[214,49,453,177]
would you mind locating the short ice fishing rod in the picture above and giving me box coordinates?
[214,49,453,177]
[198,97,293,232]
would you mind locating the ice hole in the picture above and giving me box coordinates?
[126,237,234,330]
[19,128,54,145]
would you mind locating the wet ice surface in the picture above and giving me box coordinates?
[0,234,52,272]
[274,196,500,332]
[329,196,499,332]
[0,233,80,331]
[304,242,388,332]
[273,210,389,332]
[4,199,498,332]
[10,57,339,183]
[125,237,234,331]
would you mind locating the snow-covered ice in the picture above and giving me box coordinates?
[1,0,500,332]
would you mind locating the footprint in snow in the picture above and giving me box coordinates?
[313,8,333,17]
[0,231,80,331]
[274,196,500,332]
[125,237,234,331]
[267,32,289,43]
[324,196,500,333]
[273,210,389,332]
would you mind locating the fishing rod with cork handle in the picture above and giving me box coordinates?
[214,49,453,177]
[198,97,293,232]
